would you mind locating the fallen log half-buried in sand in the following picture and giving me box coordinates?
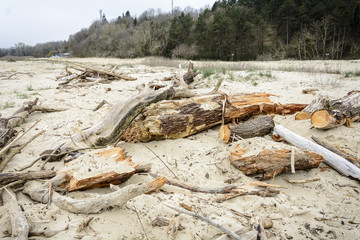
[23,173,167,214]
[121,93,306,142]
[219,116,275,143]
[230,146,324,180]
[57,147,139,192]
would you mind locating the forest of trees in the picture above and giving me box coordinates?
[1,0,360,60]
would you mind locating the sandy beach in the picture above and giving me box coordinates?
[0,57,359,240]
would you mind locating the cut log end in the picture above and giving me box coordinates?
[219,125,231,143]
[311,110,330,128]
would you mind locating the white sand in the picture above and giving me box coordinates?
[0,57,359,239]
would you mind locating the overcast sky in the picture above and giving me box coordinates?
[0,0,216,48]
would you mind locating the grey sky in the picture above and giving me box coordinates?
[0,0,216,48]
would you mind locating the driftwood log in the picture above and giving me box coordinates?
[0,98,39,149]
[122,93,306,142]
[311,136,360,168]
[23,174,167,214]
[0,170,55,186]
[61,84,177,150]
[60,63,211,150]
[230,147,324,180]
[2,188,30,240]
[274,125,360,180]
[0,98,66,149]
[219,116,275,143]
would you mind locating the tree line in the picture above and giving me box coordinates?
[1,0,360,60]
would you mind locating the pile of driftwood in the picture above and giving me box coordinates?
[56,64,137,88]
[1,62,359,239]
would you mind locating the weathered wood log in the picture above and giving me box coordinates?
[0,170,55,185]
[61,84,177,150]
[311,136,360,168]
[76,64,137,81]
[23,174,167,214]
[230,147,324,180]
[311,91,360,129]
[57,147,138,192]
[149,172,279,197]
[2,188,30,240]
[274,125,360,180]
[0,98,39,149]
[122,93,306,142]
[220,116,275,143]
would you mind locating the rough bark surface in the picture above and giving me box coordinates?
[122,93,306,142]
[295,95,328,120]
[230,147,324,180]
[310,91,360,129]
[220,116,275,142]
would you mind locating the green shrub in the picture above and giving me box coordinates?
[201,68,216,78]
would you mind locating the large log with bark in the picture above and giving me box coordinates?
[312,91,360,129]
[230,146,324,180]
[220,116,275,143]
[295,95,328,120]
[273,125,360,180]
[295,91,360,129]
[121,93,306,142]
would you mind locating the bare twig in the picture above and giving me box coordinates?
[17,146,103,171]
[143,144,179,180]
[132,205,149,240]
[41,142,65,170]
[164,203,242,240]
[93,100,109,111]
[0,119,40,158]
[0,130,45,172]
[285,177,320,184]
